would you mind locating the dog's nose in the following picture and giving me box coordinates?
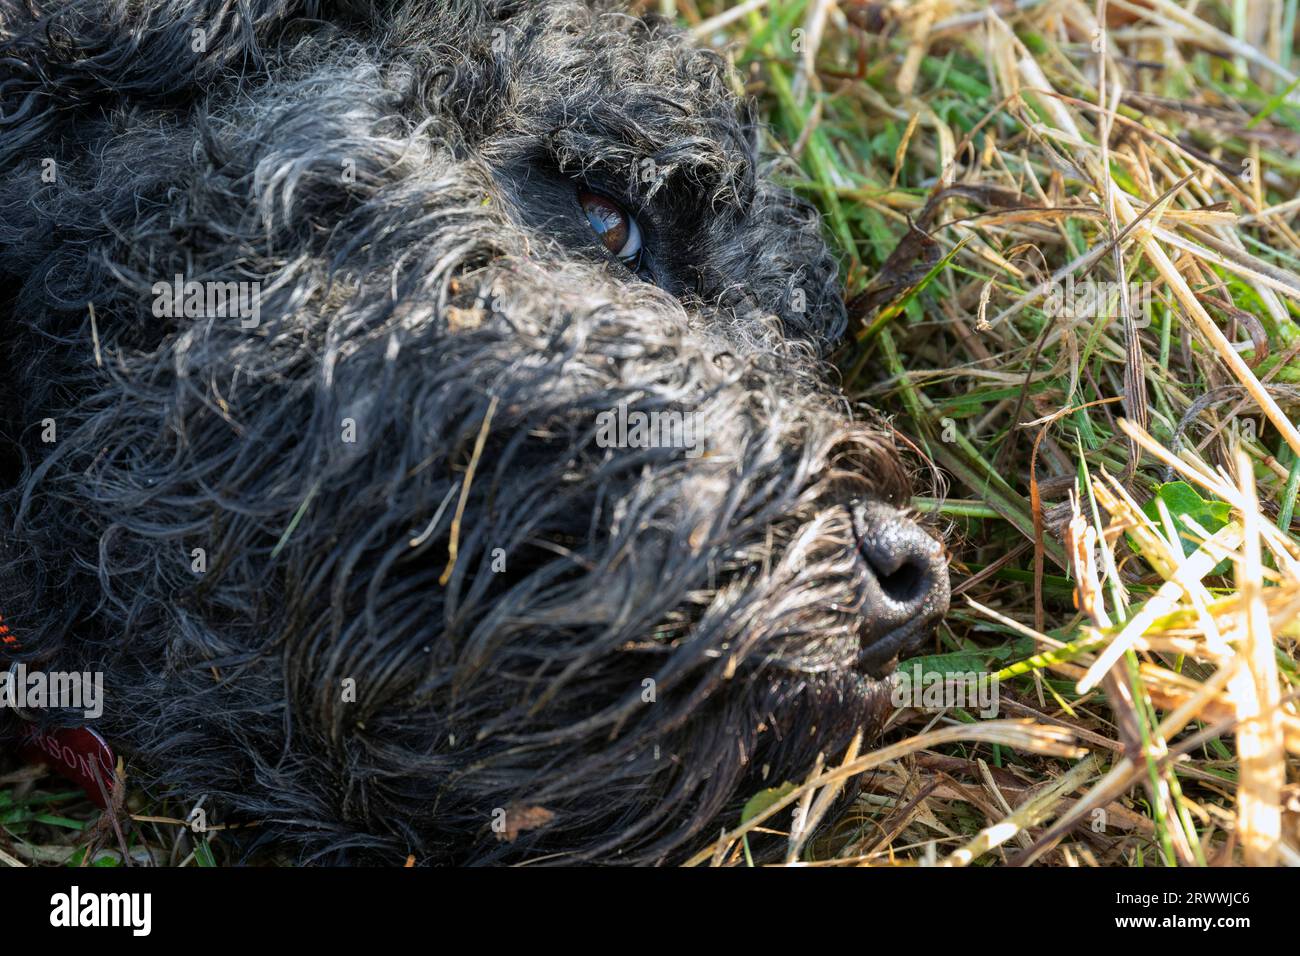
[852,502,950,673]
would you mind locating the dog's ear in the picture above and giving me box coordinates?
[0,0,340,166]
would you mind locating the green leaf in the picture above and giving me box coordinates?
[740,783,797,826]
[1137,481,1232,574]
[65,847,121,867]
[903,650,987,677]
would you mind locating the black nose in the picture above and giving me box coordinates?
[852,502,950,673]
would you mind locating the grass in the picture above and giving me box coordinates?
[675,0,1300,866]
[4,0,1299,868]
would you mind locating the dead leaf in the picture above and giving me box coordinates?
[497,805,556,842]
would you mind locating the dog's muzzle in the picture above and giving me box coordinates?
[851,501,950,676]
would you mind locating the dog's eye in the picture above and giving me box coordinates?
[578,190,642,266]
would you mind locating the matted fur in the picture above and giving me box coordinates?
[0,0,938,863]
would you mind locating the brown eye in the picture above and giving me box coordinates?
[578,190,643,265]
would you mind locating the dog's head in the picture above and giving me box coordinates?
[0,0,948,862]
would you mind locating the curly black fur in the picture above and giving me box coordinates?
[0,0,946,863]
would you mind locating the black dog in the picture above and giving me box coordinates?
[0,0,948,863]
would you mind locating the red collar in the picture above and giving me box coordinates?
[1,621,117,809]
